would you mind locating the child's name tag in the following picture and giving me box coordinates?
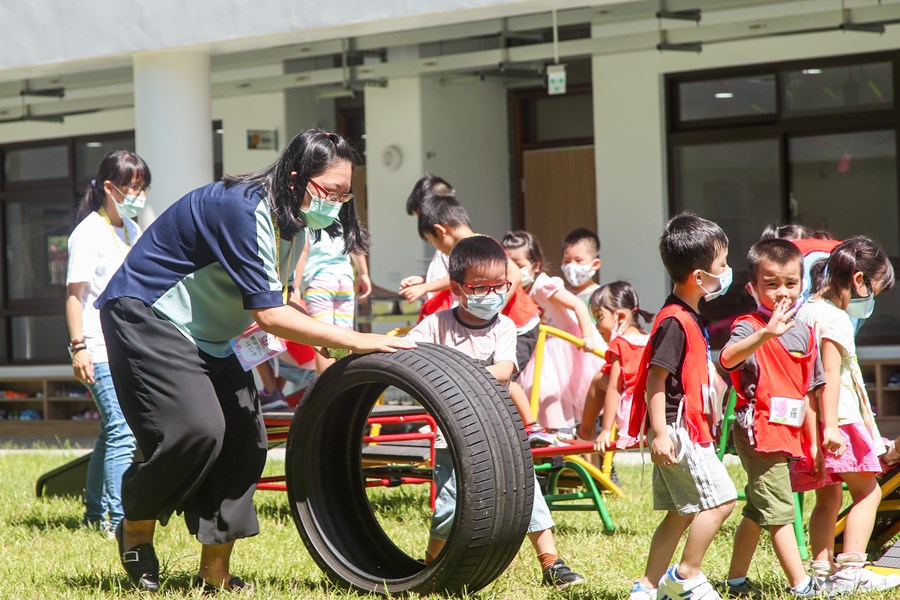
[768,396,805,428]
[229,324,286,371]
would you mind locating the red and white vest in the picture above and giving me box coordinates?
[730,313,816,458]
[628,303,714,444]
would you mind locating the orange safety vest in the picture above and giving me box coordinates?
[628,303,714,444]
[730,313,816,458]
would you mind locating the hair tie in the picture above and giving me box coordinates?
[90,179,97,188]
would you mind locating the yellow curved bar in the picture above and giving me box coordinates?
[564,454,625,497]
[528,324,606,417]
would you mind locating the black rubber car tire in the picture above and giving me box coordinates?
[285,343,534,595]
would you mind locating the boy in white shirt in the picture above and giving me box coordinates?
[406,235,584,591]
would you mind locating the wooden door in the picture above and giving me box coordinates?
[522,146,596,275]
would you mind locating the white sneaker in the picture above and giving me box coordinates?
[658,564,722,600]
[825,566,900,593]
[630,580,656,600]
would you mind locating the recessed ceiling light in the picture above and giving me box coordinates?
[215,128,224,134]
[86,142,102,148]
[802,69,822,75]
[715,92,733,99]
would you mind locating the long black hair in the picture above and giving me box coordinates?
[222,128,369,254]
[76,150,151,224]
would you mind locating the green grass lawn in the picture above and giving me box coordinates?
[0,450,895,599]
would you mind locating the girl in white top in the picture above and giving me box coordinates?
[503,230,603,431]
[794,236,898,592]
[65,150,150,535]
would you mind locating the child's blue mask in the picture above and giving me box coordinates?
[464,293,506,321]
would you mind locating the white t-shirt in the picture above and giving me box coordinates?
[424,250,450,300]
[406,308,518,448]
[796,297,863,425]
[66,211,142,363]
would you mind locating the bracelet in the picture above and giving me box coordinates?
[67,343,87,360]
[70,337,85,346]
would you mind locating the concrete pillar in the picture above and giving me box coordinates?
[133,50,213,226]
[364,77,427,291]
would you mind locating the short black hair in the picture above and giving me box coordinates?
[562,228,601,257]
[406,174,456,215]
[448,236,507,283]
[747,238,803,282]
[660,212,729,283]
[417,194,471,240]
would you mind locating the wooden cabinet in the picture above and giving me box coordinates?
[0,365,98,438]
[859,351,900,439]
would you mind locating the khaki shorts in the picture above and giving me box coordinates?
[649,424,737,515]
[733,424,796,527]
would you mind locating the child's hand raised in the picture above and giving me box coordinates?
[399,283,428,302]
[399,275,425,290]
[764,297,797,338]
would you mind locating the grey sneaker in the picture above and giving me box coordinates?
[722,578,762,598]
[541,559,585,591]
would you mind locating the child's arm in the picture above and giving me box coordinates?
[819,338,847,457]
[399,276,450,302]
[720,298,795,369]
[647,365,677,465]
[804,389,823,477]
[350,252,371,300]
[486,360,515,387]
[595,358,623,452]
[576,369,608,442]
[545,287,596,351]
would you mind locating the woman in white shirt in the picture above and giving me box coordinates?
[65,150,150,537]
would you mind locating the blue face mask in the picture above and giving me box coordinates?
[464,292,506,321]
[846,292,875,319]
[700,267,733,302]
[301,194,342,230]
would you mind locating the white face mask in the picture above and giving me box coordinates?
[699,267,733,302]
[562,262,596,287]
[520,266,534,288]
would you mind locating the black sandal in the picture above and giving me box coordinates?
[191,575,254,594]
[114,521,160,591]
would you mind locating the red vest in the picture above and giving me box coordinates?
[791,238,841,257]
[628,303,714,444]
[730,313,816,458]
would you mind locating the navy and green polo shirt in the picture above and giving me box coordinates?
[97,181,305,358]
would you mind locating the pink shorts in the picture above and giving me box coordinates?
[791,421,882,492]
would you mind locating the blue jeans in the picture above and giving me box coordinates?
[83,362,136,530]
[430,447,554,540]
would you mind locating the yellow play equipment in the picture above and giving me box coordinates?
[527,324,624,507]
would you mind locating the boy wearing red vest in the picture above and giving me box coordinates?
[719,239,825,598]
[627,213,737,600]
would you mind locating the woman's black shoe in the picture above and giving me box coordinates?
[114,521,160,591]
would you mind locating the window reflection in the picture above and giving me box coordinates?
[783,62,893,115]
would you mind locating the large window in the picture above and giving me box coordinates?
[667,52,900,347]
[0,125,222,364]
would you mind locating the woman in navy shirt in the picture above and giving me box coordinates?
[98,129,414,592]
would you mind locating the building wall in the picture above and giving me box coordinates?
[592,26,900,313]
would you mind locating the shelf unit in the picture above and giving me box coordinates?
[0,365,99,438]
[859,347,900,439]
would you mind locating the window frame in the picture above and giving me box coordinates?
[666,50,900,347]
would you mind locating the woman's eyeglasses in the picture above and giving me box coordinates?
[308,178,353,203]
